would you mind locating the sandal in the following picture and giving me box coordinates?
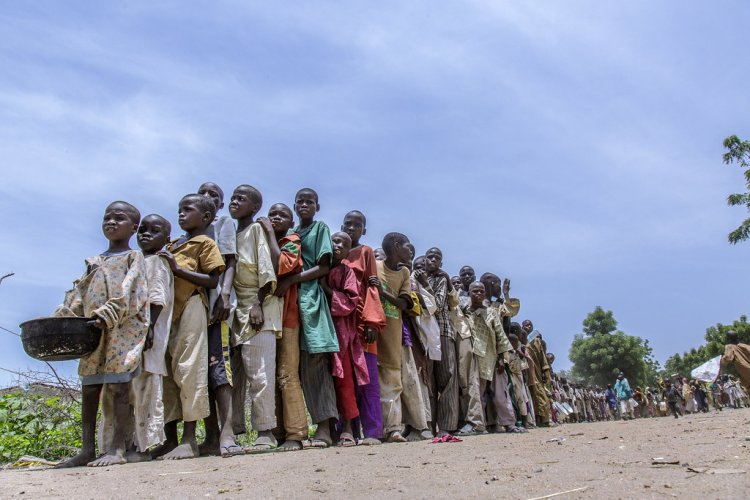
[336,432,357,447]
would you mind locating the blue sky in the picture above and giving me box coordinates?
[1,1,749,386]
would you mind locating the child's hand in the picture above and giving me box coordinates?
[257,217,274,236]
[87,317,105,330]
[413,269,428,287]
[496,359,506,375]
[502,278,511,297]
[274,276,294,297]
[319,277,332,296]
[363,325,378,344]
[249,302,264,331]
[157,250,179,272]
[368,276,382,290]
[210,294,231,324]
[144,325,155,352]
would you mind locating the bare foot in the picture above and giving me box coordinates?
[150,441,177,459]
[88,451,126,467]
[436,430,451,438]
[278,440,302,452]
[126,450,152,463]
[160,442,199,460]
[55,451,96,469]
[198,440,220,457]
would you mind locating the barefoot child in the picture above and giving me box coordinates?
[275,188,338,448]
[341,210,387,445]
[197,182,240,457]
[158,194,225,460]
[320,232,364,447]
[55,201,149,467]
[228,185,281,452]
[257,203,307,452]
[375,233,428,442]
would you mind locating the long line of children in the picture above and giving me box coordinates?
[53,183,569,468]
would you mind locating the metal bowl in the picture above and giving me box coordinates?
[19,317,102,361]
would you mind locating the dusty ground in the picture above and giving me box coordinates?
[4,409,750,499]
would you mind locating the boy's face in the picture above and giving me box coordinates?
[268,204,294,234]
[331,233,352,262]
[394,238,412,264]
[425,251,442,273]
[469,283,485,307]
[374,248,386,261]
[198,183,224,213]
[229,188,259,220]
[451,276,462,290]
[341,212,365,244]
[178,199,210,231]
[413,256,425,271]
[137,215,170,253]
[459,266,475,289]
[522,320,533,333]
[102,203,138,242]
[294,191,319,221]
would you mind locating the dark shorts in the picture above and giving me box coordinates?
[208,321,232,390]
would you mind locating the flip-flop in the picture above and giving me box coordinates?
[359,437,382,446]
[244,443,277,454]
[302,438,330,449]
[336,432,357,447]
[220,444,244,457]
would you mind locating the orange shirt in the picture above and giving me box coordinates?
[278,233,302,329]
[343,245,386,355]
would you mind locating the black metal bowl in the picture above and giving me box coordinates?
[19,317,102,361]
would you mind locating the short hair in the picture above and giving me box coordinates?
[106,201,141,225]
[142,213,171,234]
[425,247,442,258]
[460,265,475,274]
[507,333,519,343]
[345,210,366,225]
[727,330,739,344]
[269,202,293,218]
[382,232,408,256]
[480,272,499,284]
[469,281,485,290]
[331,231,352,244]
[509,322,522,335]
[235,184,263,208]
[181,193,217,219]
[295,188,318,203]
[199,182,224,201]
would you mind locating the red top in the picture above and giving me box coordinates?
[342,245,386,355]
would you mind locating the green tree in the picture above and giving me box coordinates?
[722,135,750,244]
[569,307,656,387]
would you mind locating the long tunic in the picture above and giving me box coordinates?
[56,250,149,379]
[293,221,338,353]
[376,260,412,369]
[329,263,369,386]
[723,343,750,391]
[464,306,512,381]
[342,245,386,355]
[232,222,280,344]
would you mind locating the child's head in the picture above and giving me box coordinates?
[479,272,500,298]
[507,333,520,350]
[451,276,462,290]
[198,182,225,214]
[546,352,555,366]
[726,330,739,345]
[268,203,294,235]
[294,188,319,224]
[382,232,411,264]
[102,201,141,242]
[228,185,263,221]
[424,247,443,273]
[374,248,386,261]
[468,281,485,307]
[178,194,215,232]
[137,214,171,254]
[522,319,534,334]
[341,210,366,245]
[331,231,352,264]
[413,255,426,271]
[459,265,475,289]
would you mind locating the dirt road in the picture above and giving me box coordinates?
[4,409,750,499]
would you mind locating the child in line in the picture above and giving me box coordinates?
[374,233,428,442]
[99,214,174,463]
[341,210,386,445]
[507,333,531,429]
[228,184,281,452]
[197,182,240,457]
[158,194,225,460]
[259,203,307,452]
[56,201,149,468]
[320,231,363,446]
[275,188,338,448]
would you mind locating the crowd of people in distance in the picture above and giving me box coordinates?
[44,182,750,469]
